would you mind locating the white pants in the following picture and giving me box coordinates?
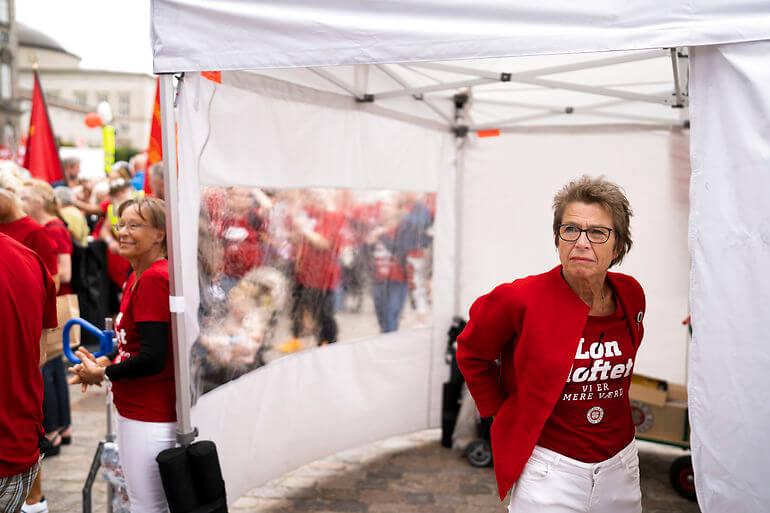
[508,440,642,513]
[116,412,177,513]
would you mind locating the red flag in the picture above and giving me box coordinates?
[23,71,63,183]
[144,77,162,194]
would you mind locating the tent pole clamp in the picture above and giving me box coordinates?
[355,94,375,103]
[177,427,199,447]
[452,125,469,138]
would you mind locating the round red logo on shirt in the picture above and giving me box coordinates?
[587,406,605,424]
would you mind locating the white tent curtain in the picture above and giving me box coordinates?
[688,41,770,512]
[175,73,456,500]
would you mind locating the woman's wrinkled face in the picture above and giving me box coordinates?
[117,204,165,259]
[557,202,618,279]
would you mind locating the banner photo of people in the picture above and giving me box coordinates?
[191,186,435,399]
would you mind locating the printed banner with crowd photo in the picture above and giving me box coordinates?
[191,187,436,399]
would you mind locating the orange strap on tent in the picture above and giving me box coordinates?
[477,129,500,138]
[201,71,222,83]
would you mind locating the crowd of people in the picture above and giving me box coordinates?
[0,155,169,513]
[193,186,435,395]
[0,154,436,512]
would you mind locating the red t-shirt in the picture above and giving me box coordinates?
[45,218,74,295]
[91,199,112,238]
[371,229,407,283]
[0,216,58,276]
[295,209,345,290]
[537,301,638,462]
[111,259,176,422]
[0,233,58,477]
[221,215,263,278]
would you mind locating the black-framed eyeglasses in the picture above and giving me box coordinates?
[557,224,613,244]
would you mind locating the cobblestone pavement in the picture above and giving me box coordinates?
[43,385,700,513]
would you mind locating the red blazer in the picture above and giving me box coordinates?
[456,265,645,500]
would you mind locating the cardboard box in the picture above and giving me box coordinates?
[631,399,689,445]
[629,373,690,446]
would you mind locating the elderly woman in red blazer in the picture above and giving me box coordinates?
[457,176,645,513]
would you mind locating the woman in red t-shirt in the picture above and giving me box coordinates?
[20,180,73,294]
[70,197,175,513]
[20,179,75,454]
[457,176,645,512]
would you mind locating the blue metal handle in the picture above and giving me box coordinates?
[62,318,115,364]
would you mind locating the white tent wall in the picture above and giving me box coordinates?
[460,129,691,383]
[689,41,770,512]
[174,73,457,501]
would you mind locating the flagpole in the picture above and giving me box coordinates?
[158,73,196,445]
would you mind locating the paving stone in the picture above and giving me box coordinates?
[355,477,388,490]
[368,504,419,513]
[365,468,403,480]
[405,492,435,505]
[43,388,700,513]
[459,483,492,495]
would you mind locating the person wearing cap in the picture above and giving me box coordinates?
[457,176,646,513]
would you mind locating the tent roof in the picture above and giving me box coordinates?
[152,1,770,73]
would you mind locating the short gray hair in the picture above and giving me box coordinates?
[149,162,165,180]
[61,157,80,169]
[54,186,75,206]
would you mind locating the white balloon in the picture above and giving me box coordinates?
[97,101,113,124]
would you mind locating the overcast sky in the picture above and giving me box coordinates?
[16,0,153,74]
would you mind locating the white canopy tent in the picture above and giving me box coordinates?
[151,2,770,512]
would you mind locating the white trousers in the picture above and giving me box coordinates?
[508,440,642,513]
[116,412,177,513]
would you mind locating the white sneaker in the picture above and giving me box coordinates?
[21,498,48,513]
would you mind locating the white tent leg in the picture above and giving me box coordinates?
[453,94,468,316]
[160,73,197,445]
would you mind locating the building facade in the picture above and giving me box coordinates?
[0,0,19,155]
[17,23,155,151]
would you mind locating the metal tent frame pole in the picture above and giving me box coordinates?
[159,73,197,446]
[452,92,469,317]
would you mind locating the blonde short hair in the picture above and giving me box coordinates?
[118,196,167,253]
[24,179,62,218]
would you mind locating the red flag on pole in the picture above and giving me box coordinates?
[144,77,163,194]
[23,71,63,183]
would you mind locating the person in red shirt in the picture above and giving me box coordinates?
[279,190,345,353]
[0,189,58,279]
[70,197,175,513]
[20,179,73,294]
[218,187,267,291]
[457,176,645,513]
[20,180,77,456]
[0,233,57,513]
[365,197,410,333]
[0,186,60,513]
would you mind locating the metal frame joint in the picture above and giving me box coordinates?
[452,125,469,138]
